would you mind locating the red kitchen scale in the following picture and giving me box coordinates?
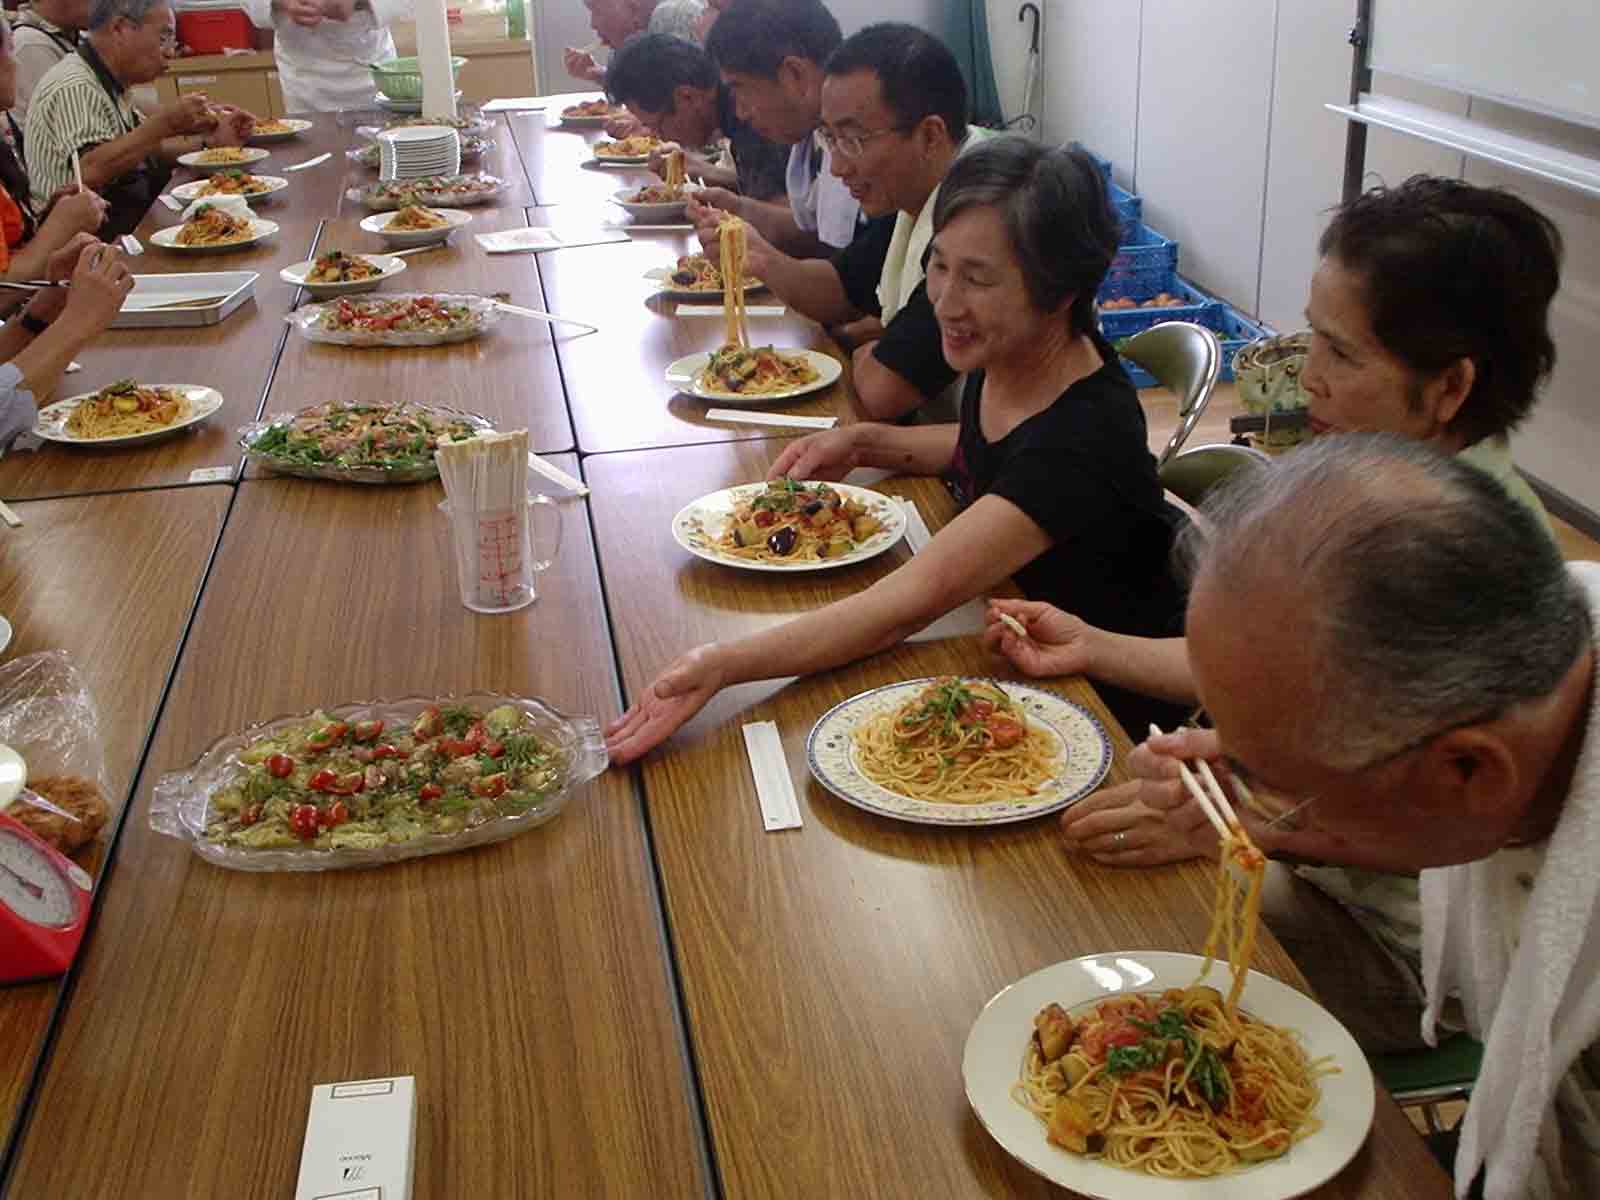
[0,744,93,984]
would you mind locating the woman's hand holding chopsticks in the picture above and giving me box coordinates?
[1058,727,1227,866]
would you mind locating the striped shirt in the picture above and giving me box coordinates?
[25,47,144,212]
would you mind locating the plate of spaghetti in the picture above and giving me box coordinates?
[360,205,472,248]
[280,251,406,298]
[667,346,836,404]
[151,207,277,252]
[650,254,766,300]
[177,145,270,173]
[170,171,288,201]
[560,98,618,126]
[962,824,1374,1197]
[286,293,500,347]
[806,677,1111,825]
[592,134,660,164]
[672,479,905,572]
[248,117,313,143]
[34,381,224,446]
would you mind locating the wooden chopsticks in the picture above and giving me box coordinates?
[1149,723,1261,854]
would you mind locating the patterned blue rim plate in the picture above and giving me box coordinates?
[805,676,1112,826]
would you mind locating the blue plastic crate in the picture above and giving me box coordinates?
[1097,273,1218,339]
[1102,223,1180,299]
[1107,181,1142,238]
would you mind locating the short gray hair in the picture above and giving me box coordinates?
[88,0,166,31]
[1182,433,1591,769]
[646,0,706,41]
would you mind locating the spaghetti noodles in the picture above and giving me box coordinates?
[692,218,819,395]
[175,205,255,246]
[666,254,758,294]
[64,380,189,439]
[852,678,1060,804]
[719,214,749,347]
[713,478,886,563]
[1011,834,1334,1178]
[386,205,449,232]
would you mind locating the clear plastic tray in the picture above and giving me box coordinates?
[150,693,608,872]
[285,293,501,347]
[239,401,492,483]
[348,174,509,210]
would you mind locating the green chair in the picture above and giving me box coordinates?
[1157,442,1271,508]
[1371,1034,1485,1133]
[1121,321,1222,466]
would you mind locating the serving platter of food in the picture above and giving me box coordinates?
[34,381,225,446]
[240,400,489,482]
[672,479,905,572]
[149,694,608,871]
[350,173,507,210]
[279,251,406,298]
[806,677,1111,826]
[286,293,501,347]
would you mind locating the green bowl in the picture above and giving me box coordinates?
[370,56,467,102]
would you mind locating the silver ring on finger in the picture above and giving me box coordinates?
[1112,830,1128,847]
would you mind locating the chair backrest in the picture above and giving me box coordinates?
[1157,442,1270,509]
[1121,321,1222,466]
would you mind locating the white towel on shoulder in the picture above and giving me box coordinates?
[1421,561,1600,1200]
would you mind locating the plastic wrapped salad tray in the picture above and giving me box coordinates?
[285,293,501,347]
[150,693,608,872]
[348,173,509,210]
[239,401,492,483]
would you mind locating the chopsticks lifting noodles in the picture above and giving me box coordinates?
[1149,723,1262,865]
[71,148,83,193]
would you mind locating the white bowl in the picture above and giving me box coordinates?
[177,146,271,174]
[359,207,473,247]
[248,118,313,144]
[280,252,407,298]
[611,186,690,222]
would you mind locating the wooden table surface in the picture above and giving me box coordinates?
[506,112,656,208]
[3,467,710,1198]
[533,226,852,455]
[248,204,575,466]
[584,440,1452,1198]
[0,486,231,1152]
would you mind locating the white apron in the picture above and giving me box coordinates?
[241,0,408,115]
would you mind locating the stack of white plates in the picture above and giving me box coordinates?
[376,125,461,181]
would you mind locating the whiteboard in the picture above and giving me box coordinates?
[1370,0,1600,131]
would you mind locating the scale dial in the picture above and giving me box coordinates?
[0,828,79,927]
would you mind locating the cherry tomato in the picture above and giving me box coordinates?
[986,716,1025,749]
[438,737,478,759]
[970,700,996,719]
[471,773,508,799]
[418,783,443,803]
[318,800,349,828]
[352,719,385,742]
[265,753,295,778]
[466,723,504,757]
[308,769,338,792]
[306,721,349,751]
[370,743,401,761]
[753,509,776,527]
[290,804,320,839]
[326,772,364,796]
[239,804,262,827]
[412,706,443,739]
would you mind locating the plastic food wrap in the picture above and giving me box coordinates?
[239,401,492,483]
[347,174,508,211]
[0,651,112,853]
[284,293,501,348]
[150,693,608,872]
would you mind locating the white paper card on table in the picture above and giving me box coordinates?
[481,96,549,111]
[742,721,802,831]
[294,1075,415,1200]
[188,466,234,483]
[703,409,836,431]
[676,304,787,318]
[474,226,629,254]
[894,495,933,553]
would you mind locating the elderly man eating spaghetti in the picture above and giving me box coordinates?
[1142,433,1600,1200]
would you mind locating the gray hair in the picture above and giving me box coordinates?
[646,0,706,41]
[88,0,166,31]
[1181,433,1591,769]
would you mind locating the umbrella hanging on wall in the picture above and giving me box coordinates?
[1009,3,1042,135]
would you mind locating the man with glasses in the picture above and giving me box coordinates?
[699,22,990,421]
[1118,434,1600,1200]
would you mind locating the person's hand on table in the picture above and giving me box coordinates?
[563,47,605,84]
[158,93,218,137]
[1059,728,1223,866]
[768,426,862,483]
[281,0,324,26]
[39,189,107,241]
[61,242,134,333]
[605,112,644,139]
[605,644,727,764]
[44,232,102,283]
[983,599,1110,680]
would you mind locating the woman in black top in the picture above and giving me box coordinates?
[607,137,1186,762]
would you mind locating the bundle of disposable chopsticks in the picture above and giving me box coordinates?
[1150,723,1263,863]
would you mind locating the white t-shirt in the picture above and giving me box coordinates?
[240,0,408,115]
[785,136,858,251]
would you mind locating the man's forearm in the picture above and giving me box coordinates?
[760,253,855,327]
[81,123,169,186]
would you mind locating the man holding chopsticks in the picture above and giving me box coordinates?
[1095,434,1600,1200]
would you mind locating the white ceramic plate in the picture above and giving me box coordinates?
[169,174,289,203]
[591,142,655,165]
[374,90,464,116]
[559,111,615,128]
[671,481,906,573]
[963,951,1375,1199]
[176,146,271,173]
[359,207,472,247]
[807,678,1112,826]
[34,385,225,446]
[645,265,769,302]
[248,118,313,143]
[665,348,840,406]
[279,253,406,298]
[0,615,11,657]
[612,187,689,222]
[149,218,278,253]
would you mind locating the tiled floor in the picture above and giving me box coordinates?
[1141,382,1600,563]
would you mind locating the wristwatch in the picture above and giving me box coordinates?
[17,312,49,336]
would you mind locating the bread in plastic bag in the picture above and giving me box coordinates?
[0,650,112,854]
